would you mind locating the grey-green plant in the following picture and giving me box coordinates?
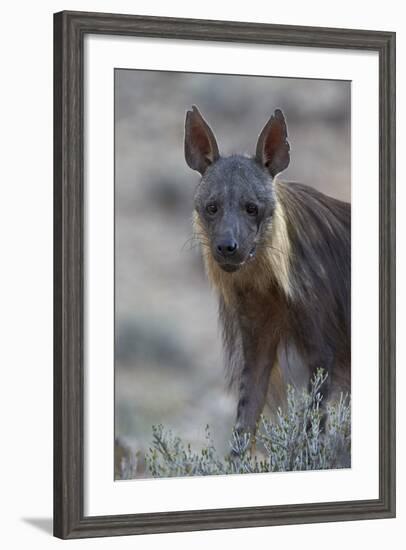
[142,369,351,478]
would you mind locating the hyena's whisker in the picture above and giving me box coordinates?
[181,234,210,252]
[180,237,197,251]
[255,243,291,257]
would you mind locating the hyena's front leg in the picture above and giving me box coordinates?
[235,330,278,436]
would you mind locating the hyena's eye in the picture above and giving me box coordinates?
[246,203,258,216]
[206,203,218,215]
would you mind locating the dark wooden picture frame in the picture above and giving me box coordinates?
[54,10,396,539]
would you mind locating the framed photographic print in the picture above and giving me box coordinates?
[54,10,396,539]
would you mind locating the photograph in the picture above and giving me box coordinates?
[114,69,352,480]
[52,8,395,540]
[0,1,400,546]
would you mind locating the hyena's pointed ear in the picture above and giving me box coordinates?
[255,109,290,178]
[184,106,219,175]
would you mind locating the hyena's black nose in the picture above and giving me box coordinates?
[216,239,238,257]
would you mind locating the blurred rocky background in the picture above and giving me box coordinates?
[114,69,351,478]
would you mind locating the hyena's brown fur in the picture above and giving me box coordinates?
[185,106,350,434]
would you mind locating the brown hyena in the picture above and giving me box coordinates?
[184,106,350,436]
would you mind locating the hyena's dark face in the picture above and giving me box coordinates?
[184,106,290,273]
[193,157,275,272]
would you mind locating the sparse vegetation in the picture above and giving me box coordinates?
[142,370,351,478]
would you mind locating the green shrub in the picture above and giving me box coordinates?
[145,369,351,478]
